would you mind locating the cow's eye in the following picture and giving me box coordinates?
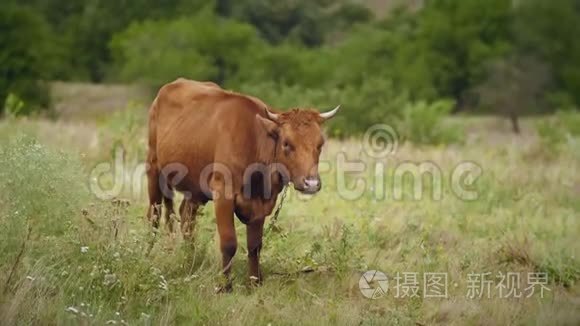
[283,141,293,152]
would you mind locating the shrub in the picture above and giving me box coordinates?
[110,9,264,87]
[238,79,462,144]
[97,101,148,162]
[396,99,462,145]
[0,5,55,115]
[223,0,372,46]
[536,110,580,152]
[237,78,412,138]
[0,134,220,324]
[232,44,328,88]
[3,93,25,117]
[555,110,580,137]
[0,136,89,268]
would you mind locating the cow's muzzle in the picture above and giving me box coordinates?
[294,176,322,194]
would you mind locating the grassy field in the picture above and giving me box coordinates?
[0,107,579,325]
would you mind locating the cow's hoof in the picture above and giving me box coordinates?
[214,284,233,294]
[249,276,262,287]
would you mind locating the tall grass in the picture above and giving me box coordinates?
[0,115,579,325]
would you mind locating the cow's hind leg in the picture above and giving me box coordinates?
[146,166,162,229]
[157,167,180,234]
[179,199,201,240]
[163,196,176,233]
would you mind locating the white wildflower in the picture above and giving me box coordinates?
[65,306,79,314]
[103,273,117,286]
[80,246,89,253]
[158,275,168,291]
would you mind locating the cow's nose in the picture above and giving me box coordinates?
[303,176,321,192]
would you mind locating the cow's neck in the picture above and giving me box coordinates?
[255,131,287,193]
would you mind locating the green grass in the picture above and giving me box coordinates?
[0,115,579,325]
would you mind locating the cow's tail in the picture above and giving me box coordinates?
[147,95,160,169]
[146,95,163,226]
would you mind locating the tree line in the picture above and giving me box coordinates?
[1,0,579,136]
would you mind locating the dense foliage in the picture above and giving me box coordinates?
[0,5,54,115]
[1,0,579,136]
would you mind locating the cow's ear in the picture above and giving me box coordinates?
[256,114,279,139]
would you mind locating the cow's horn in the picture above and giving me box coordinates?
[266,108,279,121]
[319,105,340,120]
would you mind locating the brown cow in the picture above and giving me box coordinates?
[146,78,339,290]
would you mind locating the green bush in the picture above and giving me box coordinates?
[396,99,462,145]
[516,0,580,106]
[237,78,411,138]
[555,110,580,137]
[97,101,148,162]
[223,0,372,46]
[232,44,328,88]
[0,135,199,323]
[0,5,55,115]
[238,78,461,144]
[536,111,580,151]
[3,93,25,117]
[0,136,89,265]
[110,9,264,87]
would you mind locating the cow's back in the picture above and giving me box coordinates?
[148,78,267,197]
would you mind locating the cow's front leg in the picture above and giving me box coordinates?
[247,218,265,286]
[215,198,236,292]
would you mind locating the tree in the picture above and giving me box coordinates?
[8,0,210,81]
[219,0,371,46]
[388,0,514,106]
[514,0,580,106]
[110,9,264,87]
[475,56,551,133]
[0,5,55,115]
